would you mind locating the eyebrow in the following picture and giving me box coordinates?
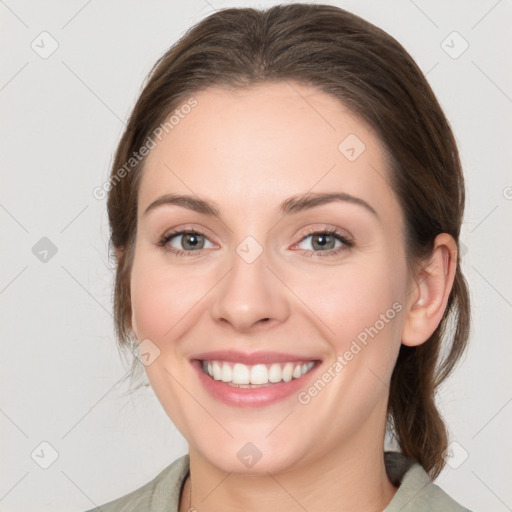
[143,191,378,219]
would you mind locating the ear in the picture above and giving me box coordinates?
[401,233,458,347]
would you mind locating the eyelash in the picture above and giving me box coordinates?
[294,227,354,257]
[157,226,354,258]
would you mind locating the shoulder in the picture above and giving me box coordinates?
[384,451,473,512]
[82,454,190,512]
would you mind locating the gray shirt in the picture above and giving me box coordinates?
[84,451,472,511]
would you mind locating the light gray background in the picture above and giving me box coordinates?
[1,1,511,511]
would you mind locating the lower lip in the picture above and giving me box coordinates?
[191,360,321,408]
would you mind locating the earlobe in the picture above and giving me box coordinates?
[401,233,458,347]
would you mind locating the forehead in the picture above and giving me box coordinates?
[138,81,399,223]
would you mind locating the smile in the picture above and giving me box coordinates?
[201,360,316,387]
[190,350,322,407]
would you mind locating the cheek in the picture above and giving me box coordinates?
[307,255,407,389]
[130,269,167,341]
[316,263,403,336]
[129,253,200,341]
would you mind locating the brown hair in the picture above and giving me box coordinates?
[106,3,470,479]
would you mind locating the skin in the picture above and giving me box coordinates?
[123,82,457,512]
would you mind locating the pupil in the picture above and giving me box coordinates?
[184,234,200,249]
[314,234,333,250]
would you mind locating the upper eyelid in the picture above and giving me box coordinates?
[162,229,217,246]
[293,229,353,249]
[162,225,216,241]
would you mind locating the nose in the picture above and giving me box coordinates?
[211,247,290,333]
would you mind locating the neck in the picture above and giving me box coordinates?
[180,423,397,512]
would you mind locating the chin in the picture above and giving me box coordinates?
[196,440,307,475]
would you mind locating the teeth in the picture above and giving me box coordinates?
[250,364,268,385]
[212,361,222,380]
[201,360,315,385]
[268,363,282,383]
[282,362,293,382]
[232,363,250,384]
[221,363,232,382]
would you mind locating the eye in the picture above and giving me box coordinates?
[157,229,215,256]
[157,227,354,258]
[294,227,353,257]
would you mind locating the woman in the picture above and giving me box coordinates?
[87,4,472,511]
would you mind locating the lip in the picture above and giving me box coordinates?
[190,350,317,365]
[190,351,322,408]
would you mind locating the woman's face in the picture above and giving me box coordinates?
[129,82,413,474]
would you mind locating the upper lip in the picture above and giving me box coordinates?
[190,350,320,365]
